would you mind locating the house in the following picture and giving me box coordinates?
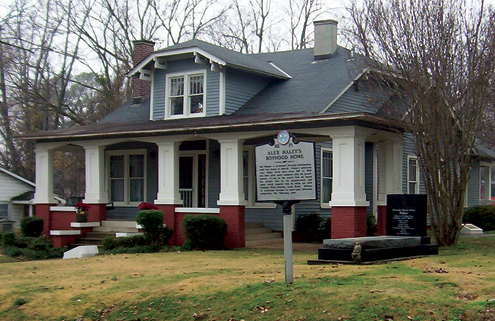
[22,20,453,248]
[0,167,35,231]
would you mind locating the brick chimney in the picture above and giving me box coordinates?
[313,20,338,60]
[131,40,155,98]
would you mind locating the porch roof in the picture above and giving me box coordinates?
[20,112,404,143]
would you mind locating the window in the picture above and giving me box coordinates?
[407,156,420,194]
[167,72,205,118]
[480,163,495,201]
[0,204,8,220]
[321,149,333,206]
[108,150,146,206]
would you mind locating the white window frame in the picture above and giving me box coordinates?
[320,148,333,209]
[165,70,206,119]
[243,146,276,209]
[106,149,147,207]
[407,155,420,194]
[480,161,495,203]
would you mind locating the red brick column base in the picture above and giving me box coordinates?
[331,206,367,239]
[87,203,107,222]
[35,204,56,236]
[377,206,387,236]
[52,235,79,248]
[219,206,245,248]
[156,204,181,245]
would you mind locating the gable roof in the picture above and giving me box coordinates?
[234,47,367,115]
[129,39,291,79]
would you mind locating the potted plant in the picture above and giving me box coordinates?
[74,201,90,222]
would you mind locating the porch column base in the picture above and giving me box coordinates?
[219,206,245,248]
[86,203,107,222]
[377,205,387,236]
[35,204,56,236]
[331,206,367,239]
[156,204,181,245]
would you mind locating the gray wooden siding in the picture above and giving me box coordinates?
[328,81,389,114]
[246,206,284,231]
[207,140,220,208]
[467,160,480,208]
[152,59,220,120]
[152,70,166,119]
[225,69,270,115]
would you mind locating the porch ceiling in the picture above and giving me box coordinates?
[20,112,405,143]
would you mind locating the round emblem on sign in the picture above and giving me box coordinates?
[278,130,290,145]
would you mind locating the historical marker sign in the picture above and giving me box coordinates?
[386,194,428,237]
[255,135,316,202]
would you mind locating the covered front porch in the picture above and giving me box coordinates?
[33,122,405,248]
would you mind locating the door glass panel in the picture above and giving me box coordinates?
[130,179,144,202]
[110,155,124,178]
[129,154,144,177]
[111,180,124,202]
[180,157,193,189]
[197,154,206,207]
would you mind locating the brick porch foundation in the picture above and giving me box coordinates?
[331,206,367,239]
[219,206,245,248]
[377,205,387,236]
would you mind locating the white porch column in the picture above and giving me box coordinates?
[155,141,182,205]
[377,139,404,205]
[217,139,245,206]
[329,130,370,207]
[83,144,108,204]
[34,144,55,204]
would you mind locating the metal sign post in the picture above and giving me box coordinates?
[255,131,316,285]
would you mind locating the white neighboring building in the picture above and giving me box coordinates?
[0,167,35,230]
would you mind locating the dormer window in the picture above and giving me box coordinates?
[166,71,205,118]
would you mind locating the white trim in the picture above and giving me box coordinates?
[150,71,155,120]
[320,147,333,208]
[319,68,370,114]
[0,167,35,187]
[246,203,277,209]
[106,149,147,206]
[219,69,226,115]
[175,207,220,214]
[407,155,420,194]
[269,62,292,79]
[71,222,100,228]
[129,48,227,77]
[50,230,81,236]
[165,70,206,120]
[50,206,76,212]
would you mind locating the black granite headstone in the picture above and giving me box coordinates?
[386,194,427,237]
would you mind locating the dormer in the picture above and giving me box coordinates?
[128,39,291,121]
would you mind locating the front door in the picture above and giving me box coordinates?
[179,154,206,207]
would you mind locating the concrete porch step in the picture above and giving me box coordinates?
[246,232,282,241]
[101,220,137,228]
[246,227,273,235]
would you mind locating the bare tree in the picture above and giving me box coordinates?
[348,0,495,246]
[286,0,323,49]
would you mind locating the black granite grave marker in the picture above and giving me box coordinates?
[386,194,427,237]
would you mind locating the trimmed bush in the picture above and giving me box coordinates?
[367,215,377,236]
[182,214,227,250]
[464,205,495,231]
[20,217,43,237]
[2,231,15,247]
[296,213,324,242]
[136,210,169,246]
[103,235,147,250]
[2,235,63,260]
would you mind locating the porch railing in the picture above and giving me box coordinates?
[179,189,193,207]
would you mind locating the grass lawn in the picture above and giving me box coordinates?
[0,237,494,321]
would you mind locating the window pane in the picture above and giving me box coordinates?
[110,155,124,178]
[409,183,417,194]
[189,75,203,94]
[190,95,203,114]
[322,178,332,203]
[111,179,125,202]
[129,154,144,178]
[322,151,332,178]
[0,204,8,219]
[409,158,417,181]
[130,179,144,202]
[170,77,184,96]
[179,157,193,189]
[171,97,184,115]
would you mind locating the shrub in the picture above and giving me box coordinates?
[182,214,227,250]
[464,205,495,231]
[136,209,173,246]
[2,235,63,260]
[367,215,377,236]
[103,235,148,250]
[20,217,43,237]
[296,213,324,242]
[2,231,15,247]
